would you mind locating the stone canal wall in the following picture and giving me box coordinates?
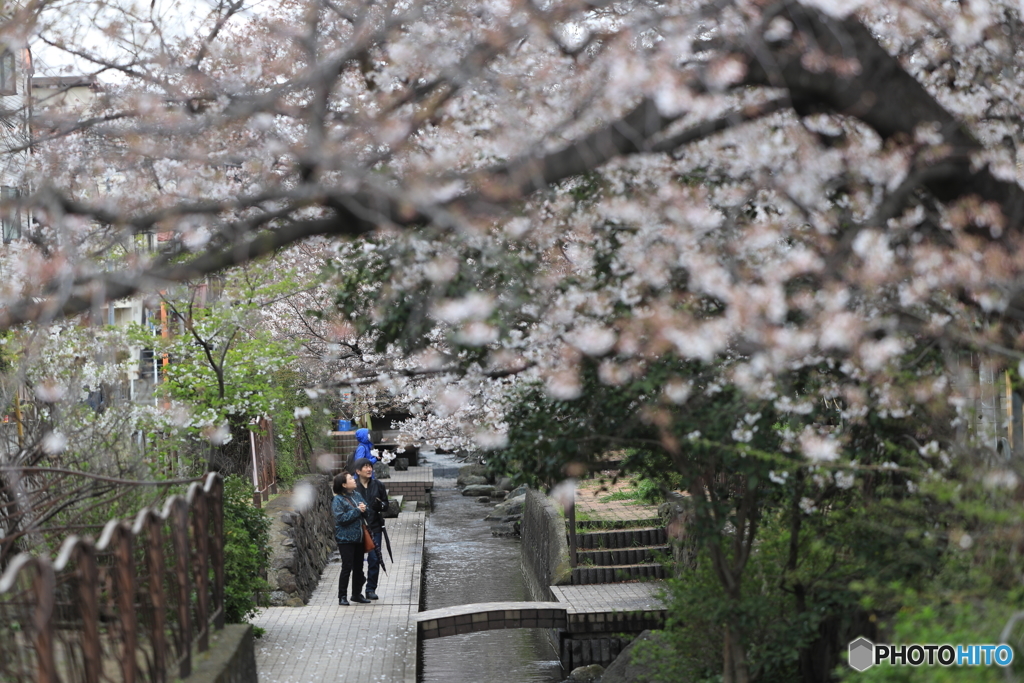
[264,474,335,606]
[520,489,572,602]
[184,624,257,683]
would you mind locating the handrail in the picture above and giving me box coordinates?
[0,471,225,683]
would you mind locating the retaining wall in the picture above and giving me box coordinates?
[264,474,335,606]
[183,624,257,683]
[387,479,432,505]
[520,489,572,601]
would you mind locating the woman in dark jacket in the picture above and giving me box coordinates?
[332,471,370,605]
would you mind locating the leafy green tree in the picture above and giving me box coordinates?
[494,345,991,682]
[135,262,302,475]
[222,475,271,624]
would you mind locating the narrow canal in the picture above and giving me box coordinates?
[418,450,563,683]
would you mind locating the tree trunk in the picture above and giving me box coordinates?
[722,623,752,683]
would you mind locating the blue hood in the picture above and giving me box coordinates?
[356,428,372,445]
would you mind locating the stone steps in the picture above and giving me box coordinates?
[569,563,667,585]
[569,525,669,585]
[572,517,662,530]
[572,527,667,549]
[576,545,669,566]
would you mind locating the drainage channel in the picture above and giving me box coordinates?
[418,451,563,683]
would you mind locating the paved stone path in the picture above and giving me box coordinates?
[252,510,426,683]
[550,582,665,613]
[574,477,660,523]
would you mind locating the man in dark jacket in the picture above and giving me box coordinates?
[353,457,388,600]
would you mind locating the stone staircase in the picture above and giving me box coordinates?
[557,518,670,668]
[568,521,669,585]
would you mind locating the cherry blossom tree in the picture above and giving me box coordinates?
[3,0,1024,678]
[10,0,1020,425]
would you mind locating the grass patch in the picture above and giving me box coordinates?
[599,489,638,502]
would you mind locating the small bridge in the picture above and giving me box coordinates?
[416,601,566,639]
[415,583,667,670]
[415,583,666,637]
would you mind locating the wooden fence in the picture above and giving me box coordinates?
[251,416,277,507]
[0,472,225,683]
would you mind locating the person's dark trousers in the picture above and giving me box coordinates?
[338,542,366,599]
[365,530,383,591]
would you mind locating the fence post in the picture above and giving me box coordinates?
[191,487,211,652]
[266,418,278,495]
[170,497,192,679]
[75,541,102,683]
[112,524,138,683]
[30,559,57,683]
[567,493,578,569]
[144,513,168,683]
[207,474,225,630]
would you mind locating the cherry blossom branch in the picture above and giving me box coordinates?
[746,2,1024,231]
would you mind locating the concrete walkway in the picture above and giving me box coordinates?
[252,510,426,683]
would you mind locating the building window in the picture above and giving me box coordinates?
[2,186,20,243]
[0,50,15,96]
[133,231,155,253]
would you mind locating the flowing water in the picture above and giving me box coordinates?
[418,450,564,683]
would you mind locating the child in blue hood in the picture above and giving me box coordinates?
[354,428,377,466]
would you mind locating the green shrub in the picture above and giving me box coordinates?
[834,593,1024,682]
[222,475,271,624]
[633,477,663,505]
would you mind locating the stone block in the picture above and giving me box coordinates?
[566,664,604,683]
[484,495,525,520]
[457,464,491,484]
[599,632,665,683]
[269,555,294,571]
[462,484,496,497]
[508,484,529,499]
[571,639,583,667]
[276,575,297,594]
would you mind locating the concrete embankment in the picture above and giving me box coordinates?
[518,486,668,671]
[520,488,573,602]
